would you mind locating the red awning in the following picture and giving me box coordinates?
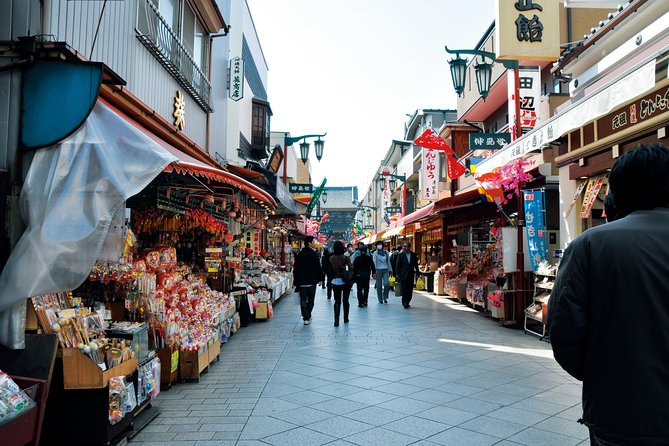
[99,98,276,207]
[400,203,435,226]
[434,190,481,213]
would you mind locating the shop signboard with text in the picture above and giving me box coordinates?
[523,189,548,271]
[509,66,541,137]
[495,0,560,61]
[420,148,439,201]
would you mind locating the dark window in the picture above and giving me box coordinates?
[252,104,266,146]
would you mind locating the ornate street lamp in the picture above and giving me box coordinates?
[377,177,385,191]
[389,178,397,191]
[314,137,325,161]
[475,61,494,101]
[299,141,310,164]
[448,55,468,97]
[321,191,328,204]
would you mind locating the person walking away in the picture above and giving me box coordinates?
[293,236,324,325]
[353,246,375,307]
[321,247,333,298]
[329,241,353,327]
[549,143,669,446]
[395,242,419,308]
[390,247,399,277]
[373,243,393,304]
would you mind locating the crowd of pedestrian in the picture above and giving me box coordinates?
[293,237,420,327]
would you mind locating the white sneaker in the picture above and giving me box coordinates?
[304,320,311,325]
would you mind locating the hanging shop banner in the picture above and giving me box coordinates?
[420,148,439,201]
[306,178,327,218]
[266,145,283,173]
[470,133,512,150]
[495,0,560,61]
[523,189,548,272]
[579,175,606,218]
[508,66,541,138]
[566,180,587,216]
[228,57,244,101]
[385,206,401,215]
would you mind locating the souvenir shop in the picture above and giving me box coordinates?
[0,100,293,445]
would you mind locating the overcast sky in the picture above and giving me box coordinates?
[247,0,495,196]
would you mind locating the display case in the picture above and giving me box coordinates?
[524,264,557,339]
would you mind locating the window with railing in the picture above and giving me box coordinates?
[136,0,212,112]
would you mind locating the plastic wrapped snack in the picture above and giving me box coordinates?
[0,371,35,421]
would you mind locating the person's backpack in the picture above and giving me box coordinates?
[341,263,355,285]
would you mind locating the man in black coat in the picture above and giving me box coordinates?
[549,143,669,445]
[353,246,375,307]
[394,242,419,308]
[293,236,324,325]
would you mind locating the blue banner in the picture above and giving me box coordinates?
[523,189,548,271]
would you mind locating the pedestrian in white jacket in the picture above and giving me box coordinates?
[372,244,392,304]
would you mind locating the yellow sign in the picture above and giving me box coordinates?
[495,0,560,61]
[173,91,185,130]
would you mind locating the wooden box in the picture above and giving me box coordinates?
[207,337,221,365]
[255,301,272,320]
[62,348,137,389]
[179,345,208,381]
[156,347,179,388]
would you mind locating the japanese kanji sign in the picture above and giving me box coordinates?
[495,0,559,61]
[523,189,548,272]
[385,206,401,215]
[173,91,185,130]
[421,148,440,202]
[470,133,511,150]
[508,66,541,138]
[228,57,244,101]
[579,175,606,219]
[288,183,313,194]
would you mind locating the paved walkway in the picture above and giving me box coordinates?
[131,285,588,446]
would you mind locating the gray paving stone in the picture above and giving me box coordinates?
[408,389,461,405]
[238,416,296,439]
[268,406,333,425]
[345,426,418,446]
[173,431,215,441]
[307,415,373,437]
[251,397,300,416]
[459,415,527,438]
[383,415,450,438]
[487,406,551,426]
[508,427,583,446]
[343,389,398,405]
[344,405,405,426]
[443,396,503,414]
[376,396,436,415]
[416,406,478,426]
[427,427,500,446]
[533,416,590,440]
[262,426,335,445]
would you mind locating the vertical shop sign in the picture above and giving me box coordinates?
[579,175,606,218]
[421,148,439,201]
[495,0,560,61]
[508,67,541,136]
[228,57,244,101]
[523,189,548,271]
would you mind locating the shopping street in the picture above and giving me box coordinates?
[131,286,588,446]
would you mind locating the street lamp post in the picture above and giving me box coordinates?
[444,46,526,327]
[281,132,326,266]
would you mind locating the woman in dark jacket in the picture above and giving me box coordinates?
[293,236,325,325]
[329,241,353,327]
[353,247,375,307]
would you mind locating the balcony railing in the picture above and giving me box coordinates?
[136,0,213,112]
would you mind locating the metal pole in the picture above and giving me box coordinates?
[281,140,288,267]
[513,67,526,327]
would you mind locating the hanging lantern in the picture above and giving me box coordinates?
[448,55,468,97]
[299,141,310,164]
[377,176,386,191]
[389,178,397,191]
[475,60,493,101]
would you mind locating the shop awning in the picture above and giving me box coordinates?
[382,226,404,239]
[474,58,656,176]
[434,190,481,213]
[103,99,277,207]
[401,203,435,226]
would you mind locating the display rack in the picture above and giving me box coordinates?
[524,271,554,339]
[450,245,472,269]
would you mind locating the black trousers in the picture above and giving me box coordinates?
[356,274,370,306]
[299,284,316,321]
[332,284,352,323]
[326,275,333,298]
[400,278,414,307]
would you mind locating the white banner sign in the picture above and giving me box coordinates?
[229,57,244,101]
[420,148,439,201]
[508,67,541,138]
